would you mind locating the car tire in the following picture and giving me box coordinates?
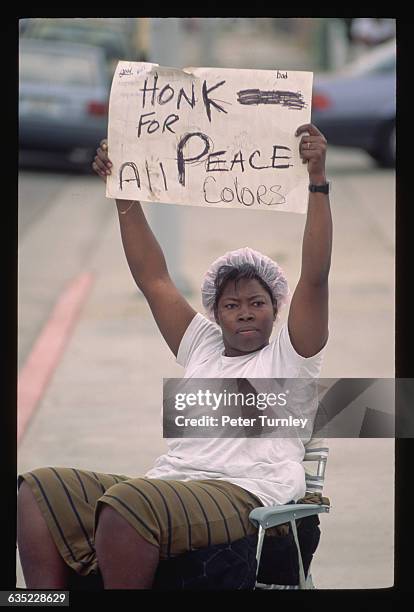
[369,120,395,168]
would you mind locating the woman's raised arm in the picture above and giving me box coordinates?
[287,124,332,358]
[93,140,197,357]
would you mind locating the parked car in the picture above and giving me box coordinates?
[21,18,135,80]
[19,39,109,169]
[312,39,396,167]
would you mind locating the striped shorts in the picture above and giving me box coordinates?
[17,467,263,578]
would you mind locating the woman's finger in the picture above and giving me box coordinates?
[96,146,109,162]
[300,135,321,143]
[96,147,113,171]
[93,152,107,171]
[300,135,326,147]
[300,138,326,153]
[300,147,326,166]
[92,159,107,177]
[92,161,107,180]
[295,123,324,138]
[300,145,326,157]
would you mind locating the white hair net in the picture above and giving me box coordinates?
[201,246,290,322]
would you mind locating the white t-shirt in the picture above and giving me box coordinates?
[144,313,325,506]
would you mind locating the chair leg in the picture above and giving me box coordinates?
[255,526,266,582]
[290,520,306,589]
[305,572,315,589]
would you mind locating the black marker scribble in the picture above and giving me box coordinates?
[159,162,168,191]
[237,89,306,110]
[202,80,228,122]
[176,132,211,187]
[119,162,140,190]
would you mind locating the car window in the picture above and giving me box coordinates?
[19,49,101,87]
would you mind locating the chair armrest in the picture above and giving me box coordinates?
[249,503,330,529]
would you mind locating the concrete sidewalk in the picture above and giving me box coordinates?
[17,146,395,589]
[16,24,395,589]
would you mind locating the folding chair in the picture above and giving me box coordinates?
[249,437,330,590]
[66,438,329,590]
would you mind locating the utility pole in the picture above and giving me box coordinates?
[146,18,191,294]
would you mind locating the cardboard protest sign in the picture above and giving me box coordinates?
[106,62,313,213]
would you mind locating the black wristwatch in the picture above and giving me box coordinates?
[309,182,330,194]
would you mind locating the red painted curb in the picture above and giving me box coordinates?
[18,272,94,444]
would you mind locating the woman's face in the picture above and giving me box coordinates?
[215,277,277,357]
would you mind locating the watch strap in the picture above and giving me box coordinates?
[309,182,330,194]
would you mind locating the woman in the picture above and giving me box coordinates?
[17,123,332,590]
